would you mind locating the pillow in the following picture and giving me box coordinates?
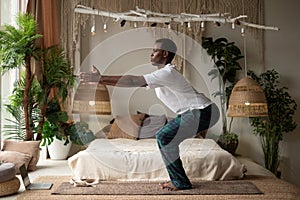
[0,150,32,173]
[2,140,41,171]
[139,115,167,139]
[194,129,208,139]
[94,124,112,138]
[106,114,146,140]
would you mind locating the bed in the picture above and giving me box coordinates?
[68,113,248,183]
[66,114,300,199]
[68,137,247,183]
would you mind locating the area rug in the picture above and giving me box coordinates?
[16,175,300,200]
[52,180,263,195]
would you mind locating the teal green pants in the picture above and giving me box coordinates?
[156,106,211,190]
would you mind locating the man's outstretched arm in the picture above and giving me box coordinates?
[99,75,147,87]
[79,65,147,87]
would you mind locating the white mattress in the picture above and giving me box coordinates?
[68,138,247,183]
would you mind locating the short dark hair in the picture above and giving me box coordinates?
[155,38,177,63]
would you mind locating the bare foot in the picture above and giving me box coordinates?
[159,181,179,191]
[159,181,170,186]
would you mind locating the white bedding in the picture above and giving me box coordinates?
[68,138,246,182]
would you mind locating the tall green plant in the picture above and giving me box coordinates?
[0,13,42,140]
[248,69,297,175]
[37,45,75,138]
[3,73,42,140]
[0,14,75,141]
[201,37,243,135]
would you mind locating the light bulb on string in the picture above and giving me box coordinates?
[201,21,205,31]
[232,22,236,29]
[133,22,138,28]
[187,22,192,31]
[103,23,107,32]
[91,16,96,36]
[241,27,245,37]
[166,22,171,29]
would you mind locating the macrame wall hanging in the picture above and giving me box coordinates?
[60,0,270,72]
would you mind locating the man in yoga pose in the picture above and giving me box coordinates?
[84,38,212,191]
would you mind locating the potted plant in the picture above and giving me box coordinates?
[0,13,42,141]
[0,13,94,159]
[201,37,244,154]
[0,13,75,139]
[248,69,297,176]
[42,100,96,146]
[2,74,42,141]
[42,101,96,159]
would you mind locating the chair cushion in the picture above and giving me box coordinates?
[0,151,32,173]
[0,163,16,183]
[2,140,40,171]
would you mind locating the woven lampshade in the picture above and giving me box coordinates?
[227,77,268,117]
[73,82,111,115]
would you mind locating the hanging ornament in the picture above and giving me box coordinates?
[103,23,107,32]
[241,27,245,37]
[201,21,205,31]
[91,16,96,36]
[187,22,192,31]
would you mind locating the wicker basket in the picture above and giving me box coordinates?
[227,77,268,117]
[0,177,20,197]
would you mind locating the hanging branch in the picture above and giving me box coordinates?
[74,5,279,31]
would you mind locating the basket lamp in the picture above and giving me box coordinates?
[227,77,268,117]
[227,27,268,117]
[72,82,111,115]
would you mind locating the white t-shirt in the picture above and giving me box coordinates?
[143,64,211,114]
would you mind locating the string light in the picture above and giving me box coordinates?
[133,21,138,28]
[187,22,192,31]
[232,22,236,29]
[201,21,205,31]
[75,5,280,32]
[241,27,245,37]
[91,16,96,36]
[103,23,107,32]
[165,22,171,29]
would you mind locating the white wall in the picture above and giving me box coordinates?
[264,0,300,188]
[80,0,300,188]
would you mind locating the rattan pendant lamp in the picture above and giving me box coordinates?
[73,67,111,115]
[227,28,268,117]
[72,82,111,115]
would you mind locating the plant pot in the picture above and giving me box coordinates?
[47,137,71,160]
[217,140,238,155]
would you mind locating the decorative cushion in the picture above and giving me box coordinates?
[138,115,167,139]
[0,151,32,173]
[106,114,146,140]
[194,129,208,138]
[0,163,16,183]
[0,177,20,197]
[2,140,41,171]
[95,124,112,138]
